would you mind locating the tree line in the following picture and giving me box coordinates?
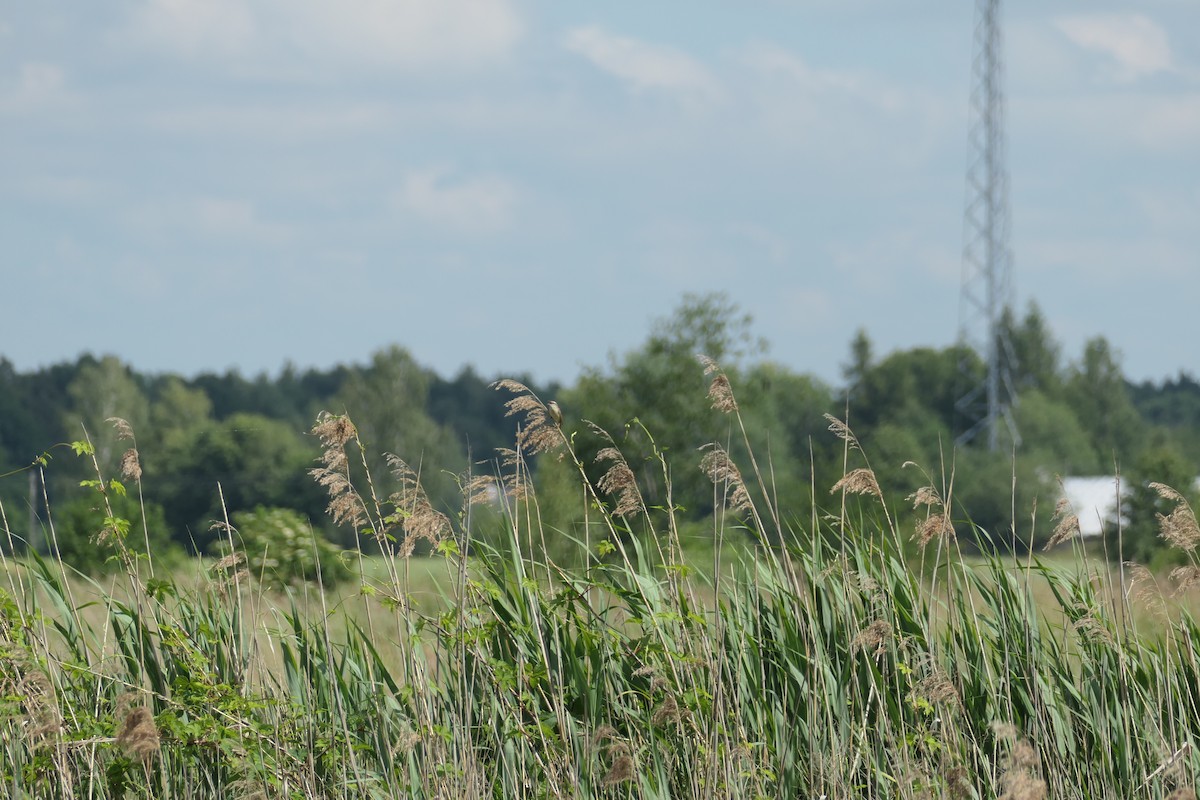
[1,292,1196,570]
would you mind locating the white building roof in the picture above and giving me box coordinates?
[1059,476,1123,538]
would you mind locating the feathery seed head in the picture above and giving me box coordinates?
[596,447,643,517]
[117,705,160,763]
[119,448,142,482]
[108,417,135,441]
[831,467,881,498]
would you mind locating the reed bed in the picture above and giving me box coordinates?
[0,369,1197,799]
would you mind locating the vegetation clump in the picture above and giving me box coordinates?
[0,354,1197,799]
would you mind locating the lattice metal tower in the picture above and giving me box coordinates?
[956,0,1019,451]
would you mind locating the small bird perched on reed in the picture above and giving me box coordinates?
[547,400,563,428]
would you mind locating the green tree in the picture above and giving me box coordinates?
[851,346,969,442]
[565,293,767,525]
[157,413,322,551]
[1004,302,1062,395]
[952,448,1052,552]
[146,376,214,455]
[64,355,150,474]
[1063,337,1144,467]
[1013,389,1103,476]
[841,328,873,403]
[334,346,464,513]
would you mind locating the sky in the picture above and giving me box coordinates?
[2,1,1198,389]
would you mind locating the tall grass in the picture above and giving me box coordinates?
[0,370,1198,799]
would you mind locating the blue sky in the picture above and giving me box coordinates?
[2,1,1198,388]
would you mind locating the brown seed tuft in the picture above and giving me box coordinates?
[20,670,61,739]
[915,513,955,547]
[852,619,892,657]
[119,448,142,482]
[108,417,135,441]
[387,455,451,557]
[464,474,499,507]
[117,705,160,763]
[1150,482,1186,503]
[909,486,942,509]
[1166,788,1197,800]
[913,668,959,707]
[1044,510,1080,551]
[944,765,972,800]
[997,737,1045,800]
[992,721,1018,741]
[212,551,245,571]
[1125,562,1162,608]
[831,467,881,498]
[596,448,644,517]
[651,695,680,727]
[310,412,368,529]
[312,411,357,449]
[700,445,752,514]
[706,372,738,413]
[589,725,618,752]
[601,743,635,786]
[1157,500,1200,552]
[824,414,861,450]
[390,728,421,756]
[494,381,563,456]
[1072,612,1115,646]
[999,769,1046,800]
[1170,566,1200,596]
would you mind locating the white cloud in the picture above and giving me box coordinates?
[1056,14,1172,82]
[739,43,910,112]
[124,196,293,246]
[126,0,258,58]
[281,0,520,69]
[122,0,521,71]
[393,168,518,234]
[1019,92,1200,153]
[563,26,720,102]
[0,62,70,114]
[18,62,64,95]
[147,102,394,140]
[731,42,947,166]
[1026,236,1191,284]
[193,198,291,244]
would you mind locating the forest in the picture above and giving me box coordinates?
[1,292,1198,571]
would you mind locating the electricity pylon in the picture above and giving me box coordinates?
[956,0,1019,452]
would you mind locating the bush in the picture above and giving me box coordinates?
[47,490,179,573]
[222,506,353,589]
